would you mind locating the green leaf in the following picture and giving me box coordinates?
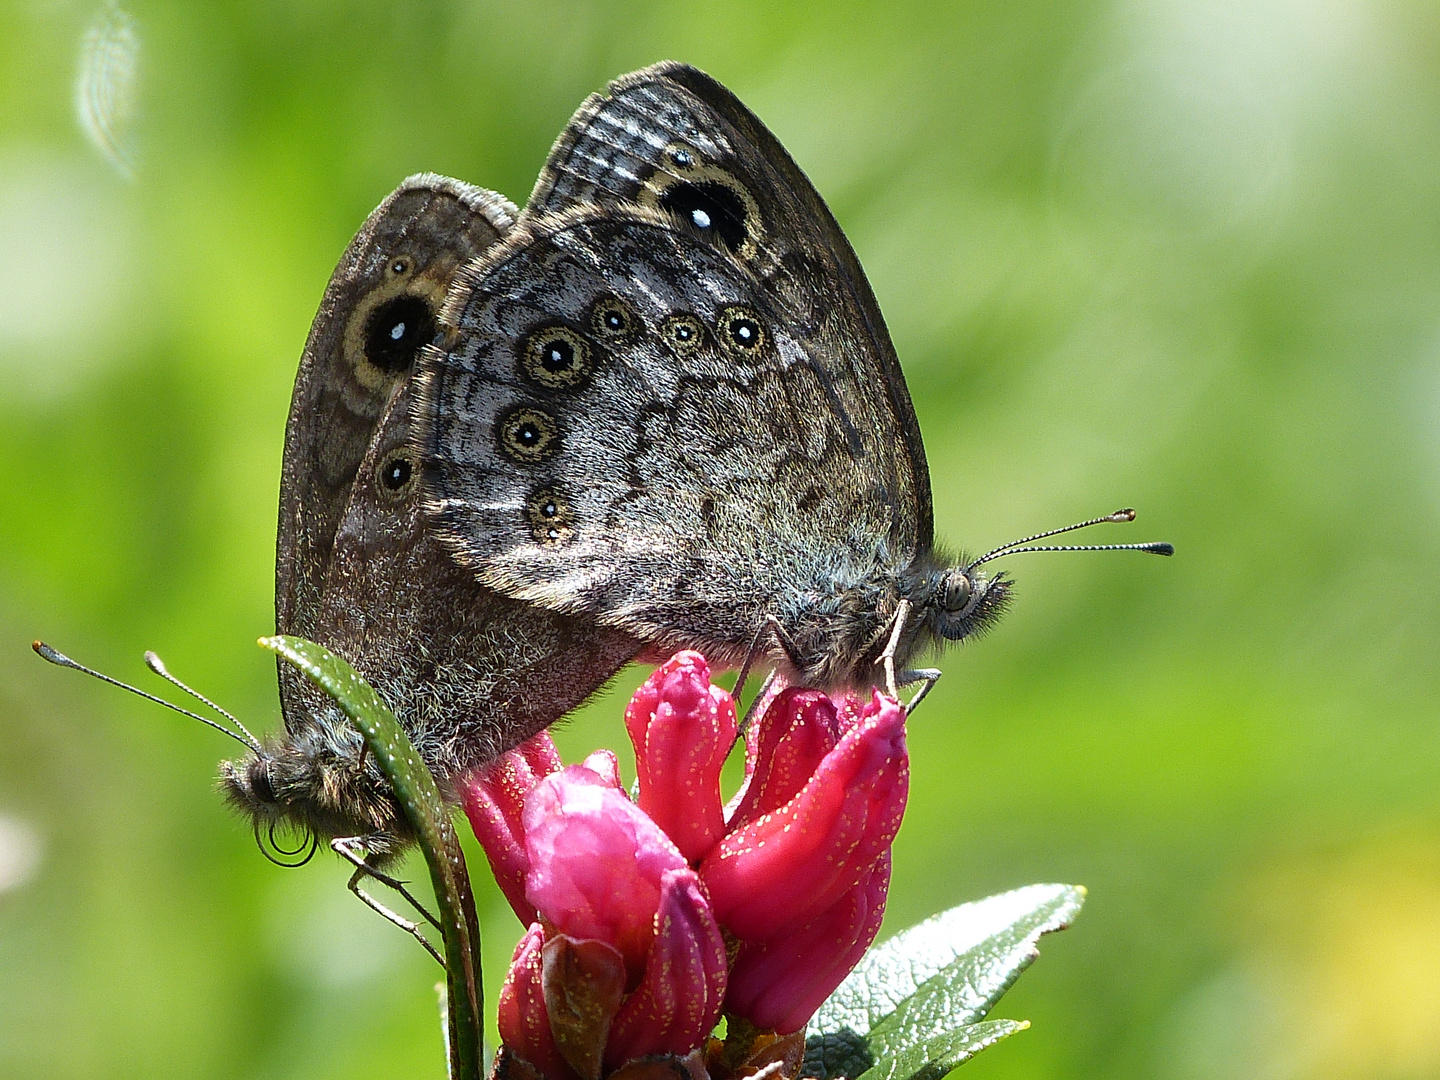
[855,1020,1026,1080]
[260,635,484,1080]
[804,884,1084,1080]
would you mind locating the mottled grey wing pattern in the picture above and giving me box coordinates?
[312,378,640,780]
[526,61,933,546]
[224,173,640,853]
[276,174,517,720]
[417,206,917,669]
[415,63,934,669]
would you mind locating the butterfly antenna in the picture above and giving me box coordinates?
[967,509,1174,571]
[32,641,261,753]
[144,650,261,749]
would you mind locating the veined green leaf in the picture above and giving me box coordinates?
[804,884,1084,1079]
[855,1020,1025,1080]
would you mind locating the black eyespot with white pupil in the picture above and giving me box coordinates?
[364,294,434,372]
[660,180,749,254]
[527,486,573,543]
[521,326,592,389]
[660,314,705,358]
[542,339,572,372]
[590,297,637,344]
[498,407,559,463]
[718,305,767,357]
[378,452,413,495]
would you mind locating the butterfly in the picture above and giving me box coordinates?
[221,174,639,868]
[414,62,1170,707]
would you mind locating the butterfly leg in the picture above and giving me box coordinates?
[897,668,943,715]
[737,669,780,734]
[332,837,443,929]
[734,615,800,704]
[876,599,915,699]
[332,837,444,967]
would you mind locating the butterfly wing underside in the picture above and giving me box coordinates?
[277,174,517,649]
[277,173,637,775]
[417,65,933,663]
[315,378,640,776]
[527,61,932,546]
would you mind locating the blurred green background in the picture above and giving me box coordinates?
[3,1,1439,1077]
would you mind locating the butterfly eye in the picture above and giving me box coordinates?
[939,571,974,614]
[590,297,638,343]
[364,294,435,372]
[718,305,767,357]
[521,326,593,389]
[377,451,415,497]
[527,486,574,543]
[660,314,706,359]
[498,407,560,463]
[249,759,278,805]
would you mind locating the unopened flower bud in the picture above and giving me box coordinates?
[626,651,736,862]
[725,853,891,1034]
[525,766,688,974]
[701,693,907,941]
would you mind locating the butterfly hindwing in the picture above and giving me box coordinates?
[419,206,919,666]
[312,376,640,777]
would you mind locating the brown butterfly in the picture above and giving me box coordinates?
[415,62,1169,708]
[219,174,638,868]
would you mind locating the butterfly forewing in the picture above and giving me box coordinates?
[277,174,518,678]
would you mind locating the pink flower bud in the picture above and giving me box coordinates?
[605,868,727,1066]
[524,766,688,974]
[700,693,907,941]
[725,853,891,1034]
[726,689,840,831]
[498,923,577,1080]
[459,732,564,925]
[582,749,622,789]
[625,651,737,862]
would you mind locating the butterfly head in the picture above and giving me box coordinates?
[219,723,408,867]
[918,566,1011,643]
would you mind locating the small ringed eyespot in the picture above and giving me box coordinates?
[526,486,574,543]
[497,407,560,463]
[390,258,409,275]
[718,305,767,357]
[363,294,435,372]
[667,144,695,169]
[520,326,593,389]
[660,313,706,358]
[589,297,638,343]
[377,451,414,496]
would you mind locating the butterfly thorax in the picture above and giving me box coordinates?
[766,554,1009,691]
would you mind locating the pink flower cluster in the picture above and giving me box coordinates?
[460,652,909,1080]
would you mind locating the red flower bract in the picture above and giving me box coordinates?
[462,651,910,1078]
